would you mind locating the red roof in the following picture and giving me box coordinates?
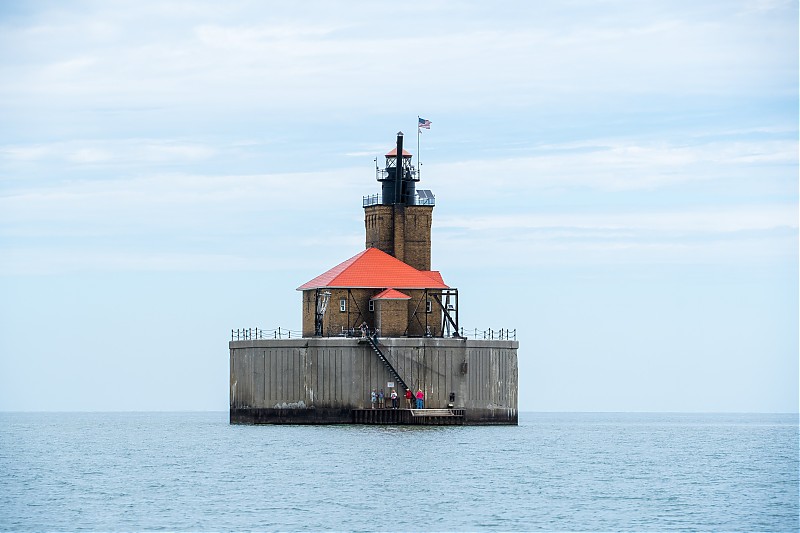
[422,271,445,285]
[297,248,449,290]
[386,147,412,158]
[372,289,411,300]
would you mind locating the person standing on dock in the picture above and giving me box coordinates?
[415,389,424,409]
[378,389,385,409]
[390,389,398,409]
[371,389,376,409]
[405,389,412,408]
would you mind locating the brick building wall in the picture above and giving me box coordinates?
[364,204,432,271]
[403,205,433,272]
[364,204,394,256]
[302,288,376,337]
[302,287,446,338]
[374,298,408,337]
[403,289,444,337]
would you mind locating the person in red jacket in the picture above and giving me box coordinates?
[415,389,424,409]
[405,389,413,409]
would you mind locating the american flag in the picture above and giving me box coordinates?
[418,117,431,130]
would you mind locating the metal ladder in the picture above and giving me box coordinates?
[364,335,410,393]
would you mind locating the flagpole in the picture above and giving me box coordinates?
[417,116,421,180]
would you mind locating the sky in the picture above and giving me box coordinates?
[0,0,797,413]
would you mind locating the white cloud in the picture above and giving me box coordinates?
[0,1,795,275]
[194,23,341,47]
[0,166,363,236]
[66,148,112,164]
[0,248,300,275]
[428,138,797,194]
[0,145,53,161]
[437,206,798,234]
[431,205,797,269]
[0,139,218,166]
[0,0,794,114]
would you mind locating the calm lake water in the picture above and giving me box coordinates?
[0,412,797,531]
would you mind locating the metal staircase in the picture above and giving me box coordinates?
[362,335,410,393]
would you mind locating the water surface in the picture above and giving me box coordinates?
[1,412,796,531]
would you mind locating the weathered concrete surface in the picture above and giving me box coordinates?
[230,337,518,425]
[230,407,352,425]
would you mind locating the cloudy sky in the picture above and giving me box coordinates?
[0,0,797,412]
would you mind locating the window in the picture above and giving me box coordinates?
[369,300,374,312]
[339,298,347,312]
[426,299,433,313]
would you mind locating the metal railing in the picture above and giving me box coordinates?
[231,327,302,341]
[376,167,418,182]
[363,193,381,207]
[231,327,516,341]
[362,192,435,207]
[366,334,410,392]
[459,328,517,340]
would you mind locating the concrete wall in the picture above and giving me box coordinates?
[230,337,518,425]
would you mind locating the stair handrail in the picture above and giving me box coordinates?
[366,335,410,393]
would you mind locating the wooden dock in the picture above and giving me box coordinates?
[351,408,465,425]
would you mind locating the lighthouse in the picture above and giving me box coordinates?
[299,132,454,339]
[229,131,519,425]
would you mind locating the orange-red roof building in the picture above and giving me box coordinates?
[298,135,457,338]
[297,248,447,291]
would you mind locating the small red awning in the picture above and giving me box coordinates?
[371,289,411,300]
